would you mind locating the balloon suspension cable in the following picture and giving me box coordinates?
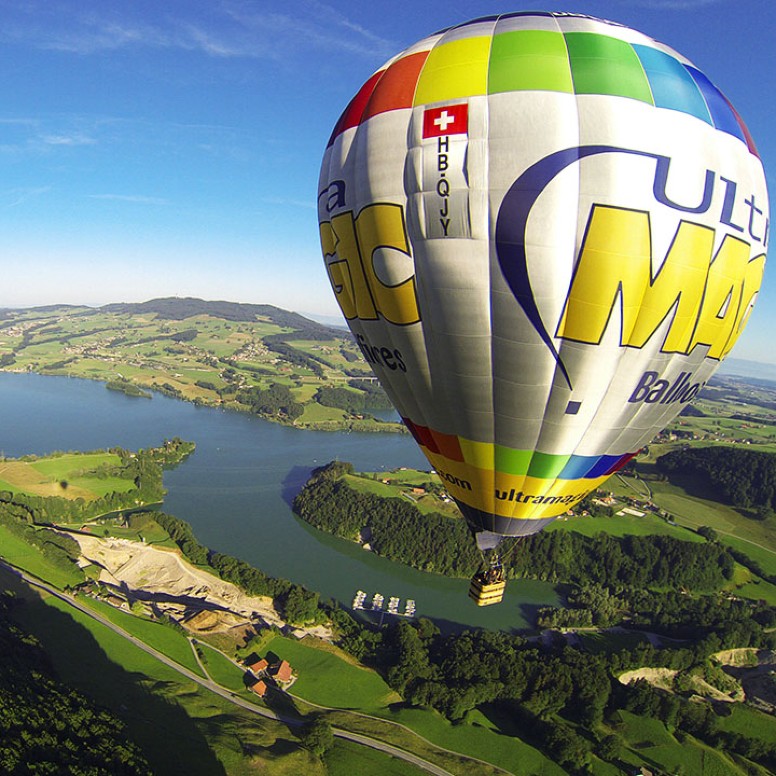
[499,536,524,568]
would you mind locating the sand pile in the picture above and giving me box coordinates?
[75,535,286,629]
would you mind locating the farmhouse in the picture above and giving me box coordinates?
[249,679,267,697]
[246,657,269,675]
[271,659,293,684]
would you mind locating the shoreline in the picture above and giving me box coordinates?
[0,367,405,435]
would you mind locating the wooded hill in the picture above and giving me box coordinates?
[99,297,337,332]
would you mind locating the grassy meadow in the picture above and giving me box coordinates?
[0,452,133,500]
[0,522,83,589]
[80,596,205,677]
[3,570,320,776]
[262,634,400,711]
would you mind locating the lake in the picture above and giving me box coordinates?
[0,372,560,631]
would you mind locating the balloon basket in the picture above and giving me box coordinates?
[468,565,506,606]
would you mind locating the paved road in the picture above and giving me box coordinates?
[0,561,456,776]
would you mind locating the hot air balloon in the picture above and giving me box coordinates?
[318,12,769,604]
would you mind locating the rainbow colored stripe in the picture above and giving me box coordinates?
[402,417,637,482]
[329,13,757,156]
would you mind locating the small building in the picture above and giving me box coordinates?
[249,679,267,697]
[246,658,269,674]
[411,487,425,495]
[105,594,126,609]
[272,660,293,684]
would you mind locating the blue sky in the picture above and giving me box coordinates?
[0,0,773,359]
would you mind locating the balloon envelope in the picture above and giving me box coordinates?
[318,12,769,541]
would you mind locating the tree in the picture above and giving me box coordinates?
[385,620,433,694]
[597,733,622,762]
[281,587,319,625]
[299,716,334,757]
[544,723,592,770]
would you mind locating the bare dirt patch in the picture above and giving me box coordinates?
[618,667,677,692]
[73,535,332,641]
[715,649,776,712]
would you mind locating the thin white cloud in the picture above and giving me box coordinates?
[40,133,96,147]
[222,2,396,60]
[2,186,51,207]
[89,194,170,205]
[0,1,395,61]
[302,0,396,52]
[259,196,316,210]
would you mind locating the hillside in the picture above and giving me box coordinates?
[0,297,399,432]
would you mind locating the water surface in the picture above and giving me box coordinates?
[0,372,559,631]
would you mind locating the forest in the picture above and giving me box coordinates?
[657,445,776,510]
[297,464,735,582]
[354,617,776,773]
[0,592,151,775]
[237,382,304,420]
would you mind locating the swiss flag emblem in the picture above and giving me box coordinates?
[422,104,468,138]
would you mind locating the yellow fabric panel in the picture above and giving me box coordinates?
[413,37,491,105]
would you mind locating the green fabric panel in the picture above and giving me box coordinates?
[565,32,653,103]
[527,451,570,479]
[488,30,573,94]
[494,445,532,475]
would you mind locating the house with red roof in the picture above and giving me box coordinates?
[246,657,269,675]
[249,679,267,697]
[271,659,293,684]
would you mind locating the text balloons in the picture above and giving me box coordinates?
[318,13,769,544]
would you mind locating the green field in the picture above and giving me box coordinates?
[548,510,705,541]
[345,470,461,518]
[646,480,775,559]
[0,452,134,500]
[715,704,776,745]
[4,570,321,776]
[197,641,248,691]
[324,739,426,776]
[577,630,652,654]
[369,705,566,776]
[0,523,83,589]
[264,635,400,710]
[80,596,205,677]
[298,401,348,423]
[610,710,754,776]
